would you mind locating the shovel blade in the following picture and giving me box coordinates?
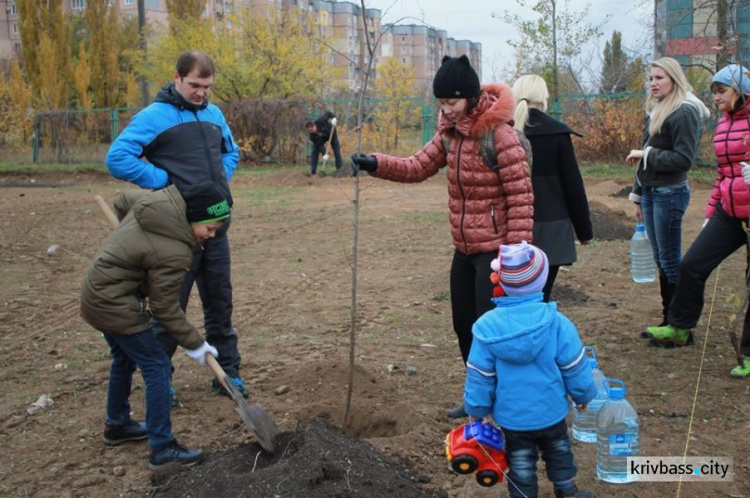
[225,379,279,453]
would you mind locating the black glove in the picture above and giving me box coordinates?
[350,153,378,176]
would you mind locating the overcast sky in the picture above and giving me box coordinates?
[365,0,654,85]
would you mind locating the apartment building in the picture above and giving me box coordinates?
[0,0,20,63]
[0,0,481,90]
[381,24,482,91]
[654,0,750,68]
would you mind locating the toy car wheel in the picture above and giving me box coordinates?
[450,454,478,474]
[476,469,499,487]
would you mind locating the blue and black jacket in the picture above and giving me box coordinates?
[106,83,239,205]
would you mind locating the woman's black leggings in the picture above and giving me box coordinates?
[450,249,497,363]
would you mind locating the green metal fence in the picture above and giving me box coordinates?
[26,93,717,166]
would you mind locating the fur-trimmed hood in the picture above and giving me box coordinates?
[438,83,516,138]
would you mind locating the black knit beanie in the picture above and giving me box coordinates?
[433,55,480,99]
[183,181,231,224]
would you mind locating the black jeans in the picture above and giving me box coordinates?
[153,222,241,376]
[502,419,578,498]
[669,205,750,343]
[449,250,496,363]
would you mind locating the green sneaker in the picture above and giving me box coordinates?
[730,358,750,378]
[646,325,693,347]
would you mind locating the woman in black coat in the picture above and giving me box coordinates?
[512,75,593,302]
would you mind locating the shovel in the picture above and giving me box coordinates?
[93,194,279,452]
[205,355,279,453]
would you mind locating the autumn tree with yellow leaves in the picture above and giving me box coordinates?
[16,0,72,110]
[372,57,420,152]
[144,8,330,102]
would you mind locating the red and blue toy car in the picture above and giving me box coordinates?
[445,419,508,487]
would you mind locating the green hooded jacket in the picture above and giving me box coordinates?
[80,185,203,349]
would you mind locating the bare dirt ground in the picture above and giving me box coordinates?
[1,166,749,498]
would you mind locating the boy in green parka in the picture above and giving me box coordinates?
[80,181,230,469]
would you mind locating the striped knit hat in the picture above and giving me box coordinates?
[490,242,549,297]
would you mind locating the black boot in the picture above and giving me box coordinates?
[446,403,467,419]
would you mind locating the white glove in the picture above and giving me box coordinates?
[331,117,337,127]
[322,154,330,161]
[185,341,218,366]
[741,162,750,185]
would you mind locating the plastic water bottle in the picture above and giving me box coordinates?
[572,346,608,443]
[630,223,655,283]
[596,379,640,483]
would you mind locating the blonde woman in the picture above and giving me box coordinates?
[512,75,593,302]
[626,57,710,338]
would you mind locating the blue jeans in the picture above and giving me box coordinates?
[502,419,578,498]
[641,184,690,284]
[103,329,174,449]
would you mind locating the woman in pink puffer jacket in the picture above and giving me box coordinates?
[352,55,533,417]
[648,65,750,374]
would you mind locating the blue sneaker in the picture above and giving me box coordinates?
[103,420,147,446]
[148,440,204,469]
[212,376,249,399]
[169,385,179,408]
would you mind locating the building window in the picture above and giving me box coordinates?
[124,0,132,5]
[12,24,18,34]
[13,42,20,52]
[107,0,114,5]
[147,0,159,8]
[11,4,17,15]
[72,0,87,9]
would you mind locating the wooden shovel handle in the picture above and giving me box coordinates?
[94,195,119,229]
[205,354,230,391]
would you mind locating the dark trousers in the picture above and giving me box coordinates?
[310,133,343,174]
[503,419,578,498]
[542,265,561,303]
[103,329,174,449]
[449,250,496,363]
[669,205,750,346]
[153,224,241,376]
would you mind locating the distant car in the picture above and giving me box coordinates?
[445,420,508,487]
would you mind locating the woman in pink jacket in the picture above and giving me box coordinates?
[352,55,534,416]
[647,65,750,371]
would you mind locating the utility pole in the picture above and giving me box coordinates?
[138,0,149,107]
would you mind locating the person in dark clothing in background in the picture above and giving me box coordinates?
[512,75,593,302]
[105,50,249,405]
[308,111,343,175]
[305,120,327,168]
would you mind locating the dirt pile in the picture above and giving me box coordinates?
[147,416,432,498]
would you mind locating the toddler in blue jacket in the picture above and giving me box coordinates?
[463,242,596,498]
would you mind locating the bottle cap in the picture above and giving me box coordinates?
[585,346,598,369]
[604,378,626,400]
[635,223,646,232]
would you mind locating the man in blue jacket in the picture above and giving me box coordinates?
[105,50,248,403]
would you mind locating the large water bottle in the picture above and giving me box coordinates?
[630,222,655,283]
[572,346,608,443]
[596,379,640,483]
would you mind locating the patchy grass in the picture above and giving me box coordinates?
[0,162,108,173]
[580,162,717,182]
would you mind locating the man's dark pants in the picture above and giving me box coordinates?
[153,221,241,376]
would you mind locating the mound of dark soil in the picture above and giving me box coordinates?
[146,416,432,498]
[588,201,633,241]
